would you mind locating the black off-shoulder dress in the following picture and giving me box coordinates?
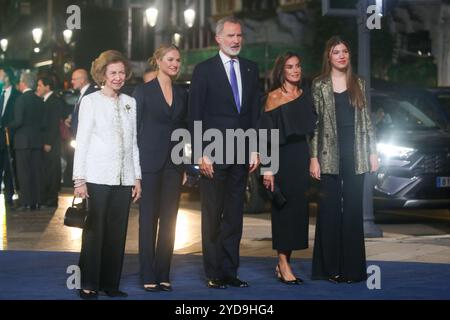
[260,92,317,251]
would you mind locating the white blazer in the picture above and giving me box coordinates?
[73,91,142,186]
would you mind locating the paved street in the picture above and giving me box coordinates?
[2,189,450,265]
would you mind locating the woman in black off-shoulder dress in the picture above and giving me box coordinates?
[261,52,316,285]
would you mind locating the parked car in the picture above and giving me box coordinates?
[372,90,450,209]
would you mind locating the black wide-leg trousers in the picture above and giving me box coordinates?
[79,183,132,291]
[312,158,367,282]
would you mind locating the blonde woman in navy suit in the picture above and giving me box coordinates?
[134,45,188,293]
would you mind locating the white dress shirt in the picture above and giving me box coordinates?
[1,86,12,117]
[219,50,243,106]
[73,91,142,186]
[43,91,53,102]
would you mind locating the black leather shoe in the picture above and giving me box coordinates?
[159,283,173,292]
[224,277,249,288]
[104,290,128,298]
[328,275,345,284]
[207,279,227,289]
[144,284,160,292]
[79,289,98,300]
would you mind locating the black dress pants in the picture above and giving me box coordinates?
[0,148,14,205]
[79,183,132,291]
[41,147,61,205]
[312,158,367,282]
[15,148,42,206]
[139,162,183,284]
[200,164,247,280]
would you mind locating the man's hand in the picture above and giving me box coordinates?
[44,144,52,153]
[263,171,274,192]
[370,154,379,173]
[249,152,260,174]
[132,180,142,203]
[64,114,72,128]
[198,156,214,179]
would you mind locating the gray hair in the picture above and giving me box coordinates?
[20,71,37,89]
[215,16,242,36]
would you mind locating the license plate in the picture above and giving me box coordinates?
[436,177,450,188]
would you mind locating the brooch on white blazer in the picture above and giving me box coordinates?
[125,104,131,113]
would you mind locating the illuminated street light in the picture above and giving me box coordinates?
[0,39,7,52]
[32,28,43,44]
[63,29,73,44]
[173,33,181,46]
[184,9,196,28]
[145,7,158,27]
[34,47,40,53]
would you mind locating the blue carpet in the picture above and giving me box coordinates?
[0,251,449,300]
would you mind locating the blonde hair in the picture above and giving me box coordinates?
[90,50,132,86]
[147,44,181,77]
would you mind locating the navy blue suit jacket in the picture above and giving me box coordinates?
[188,54,261,167]
[134,79,188,173]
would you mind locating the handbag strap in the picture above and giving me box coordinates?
[72,196,88,209]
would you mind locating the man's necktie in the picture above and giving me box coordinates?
[229,59,241,113]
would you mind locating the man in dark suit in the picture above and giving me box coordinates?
[36,75,66,208]
[0,67,21,207]
[8,72,45,211]
[189,16,261,289]
[67,69,98,137]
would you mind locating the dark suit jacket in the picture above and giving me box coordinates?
[43,93,67,151]
[71,83,98,137]
[9,90,46,150]
[0,88,21,150]
[188,54,261,167]
[134,79,188,173]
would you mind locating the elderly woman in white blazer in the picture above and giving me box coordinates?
[73,50,142,300]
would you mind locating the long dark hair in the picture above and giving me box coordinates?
[318,36,365,109]
[270,52,302,92]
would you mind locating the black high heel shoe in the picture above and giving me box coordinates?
[79,289,98,300]
[328,275,345,284]
[276,265,301,285]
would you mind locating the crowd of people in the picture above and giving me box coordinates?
[0,15,379,299]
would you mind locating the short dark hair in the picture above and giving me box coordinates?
[38,75,56,91]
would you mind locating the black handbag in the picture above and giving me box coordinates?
[64,197,89,229]
[266,183,287,209]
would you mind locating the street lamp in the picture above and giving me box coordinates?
[145,7,158,27]
[0,39,7,52]
[32,28,43,44]
[34,47,40,53]
[63,29,73,44]
[184,9,196,28]
[173,33,182,46]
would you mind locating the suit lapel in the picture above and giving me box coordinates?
[321,77,337,135]
[239,58,250,111]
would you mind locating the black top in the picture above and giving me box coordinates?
[334,90,355,158]
[260,90,317,145]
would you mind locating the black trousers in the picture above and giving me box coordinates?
[312,158,367,282]
[15,149,42,206]
[41,147,61,205]
[0,148,14,204]
[139,163,183,284]
[200,164,248,280]
[79,183,132,291]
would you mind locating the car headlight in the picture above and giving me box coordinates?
[377,143,416,160]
